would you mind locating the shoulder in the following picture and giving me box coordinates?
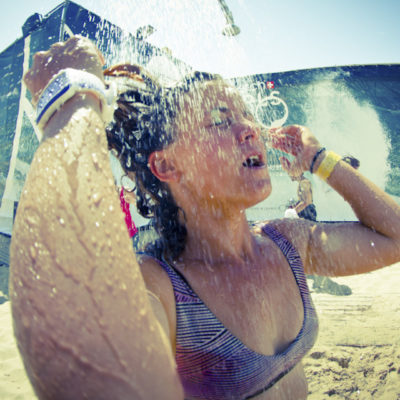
[137,254,176,320]
[137,254,174,295]
[137,254,177,351]
[252,219,313,260]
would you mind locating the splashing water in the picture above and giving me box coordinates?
[247,76,389,222]
[86,1,390,225]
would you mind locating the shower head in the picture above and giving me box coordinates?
[222,24,241,36]
[217,0,241,36]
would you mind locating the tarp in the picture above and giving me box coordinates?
[0,0,399,236]
[0,0,191,236]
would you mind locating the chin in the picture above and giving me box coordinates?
[242,178,272,207]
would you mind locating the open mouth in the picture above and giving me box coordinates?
[242,154,265,168]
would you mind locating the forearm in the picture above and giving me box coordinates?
[307,154,400,273]
[324,158,400,240]
[10,96,182,399]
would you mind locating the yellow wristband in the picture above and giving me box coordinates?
[315,151,341,180]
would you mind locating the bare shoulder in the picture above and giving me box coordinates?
[252,219,313,259]
[136,254,177,345]
[137,254,174,300]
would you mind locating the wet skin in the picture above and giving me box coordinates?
[144,81,311,399]
[10,36,400,400]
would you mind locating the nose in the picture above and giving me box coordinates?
[237,121,261,143]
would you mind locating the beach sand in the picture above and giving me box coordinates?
[0,263,399,399]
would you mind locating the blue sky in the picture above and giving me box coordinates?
[1,0,399,76]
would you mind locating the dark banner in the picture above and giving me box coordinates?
[233,65,400,221]
[0,0,399,233]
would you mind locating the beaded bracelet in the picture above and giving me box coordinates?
[315,151,342,180]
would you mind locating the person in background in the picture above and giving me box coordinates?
[291,173,317,221]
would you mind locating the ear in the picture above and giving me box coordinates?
[148,151,180,182]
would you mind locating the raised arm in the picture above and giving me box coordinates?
[270,125,400,276]
[9,36,183,400]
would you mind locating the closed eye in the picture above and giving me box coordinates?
[212,118,231,127]
[209,106,231,128]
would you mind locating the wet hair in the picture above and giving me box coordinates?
[104,64,219,260]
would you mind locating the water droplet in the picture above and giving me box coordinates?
[59,218,65,226]
[92,152,99,166]
[371,242,375,247]
[35,274,41,280]
[95,221,100,228]
[109,205,114,212]
[92,193,101,205]
[139,308,146,316]
[29,246,37,259]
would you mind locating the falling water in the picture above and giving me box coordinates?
[93,1,393,225]
[2,2,399,400]
[247,75,390,222]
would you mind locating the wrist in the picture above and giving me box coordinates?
[42,93,103,140]
[309,147,326,173]
[314,151,342,180]
[35,68,116,133]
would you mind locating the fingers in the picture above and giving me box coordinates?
[24,35,105,103]
[279,156,303,178]
[279,156,291,172]
[269,127,302,156]
[272,124,321,175]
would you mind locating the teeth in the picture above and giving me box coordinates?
[243,155,263,167]
[249,156,259,163]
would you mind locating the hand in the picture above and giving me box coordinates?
[269,125,321,177]
[24,35,105,105]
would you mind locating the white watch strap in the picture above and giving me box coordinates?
[35,68,116,131]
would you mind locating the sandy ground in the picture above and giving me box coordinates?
[304,263,400,399]
[1,263,400,399]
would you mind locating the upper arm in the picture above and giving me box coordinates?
[9,109,183,399]
[307,221,400,276]
[264,219,399,277]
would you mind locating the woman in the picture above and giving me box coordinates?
[10,36,400,400]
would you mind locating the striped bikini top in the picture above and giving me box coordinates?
[156,225,319,400]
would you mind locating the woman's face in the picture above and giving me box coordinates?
[165,79,272,209]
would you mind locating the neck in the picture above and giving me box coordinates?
[178,201,257,266]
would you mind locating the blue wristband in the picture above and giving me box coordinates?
[36,68,116,131]
[309,147,326,173]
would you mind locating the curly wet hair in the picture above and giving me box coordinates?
[104,64,219,260]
